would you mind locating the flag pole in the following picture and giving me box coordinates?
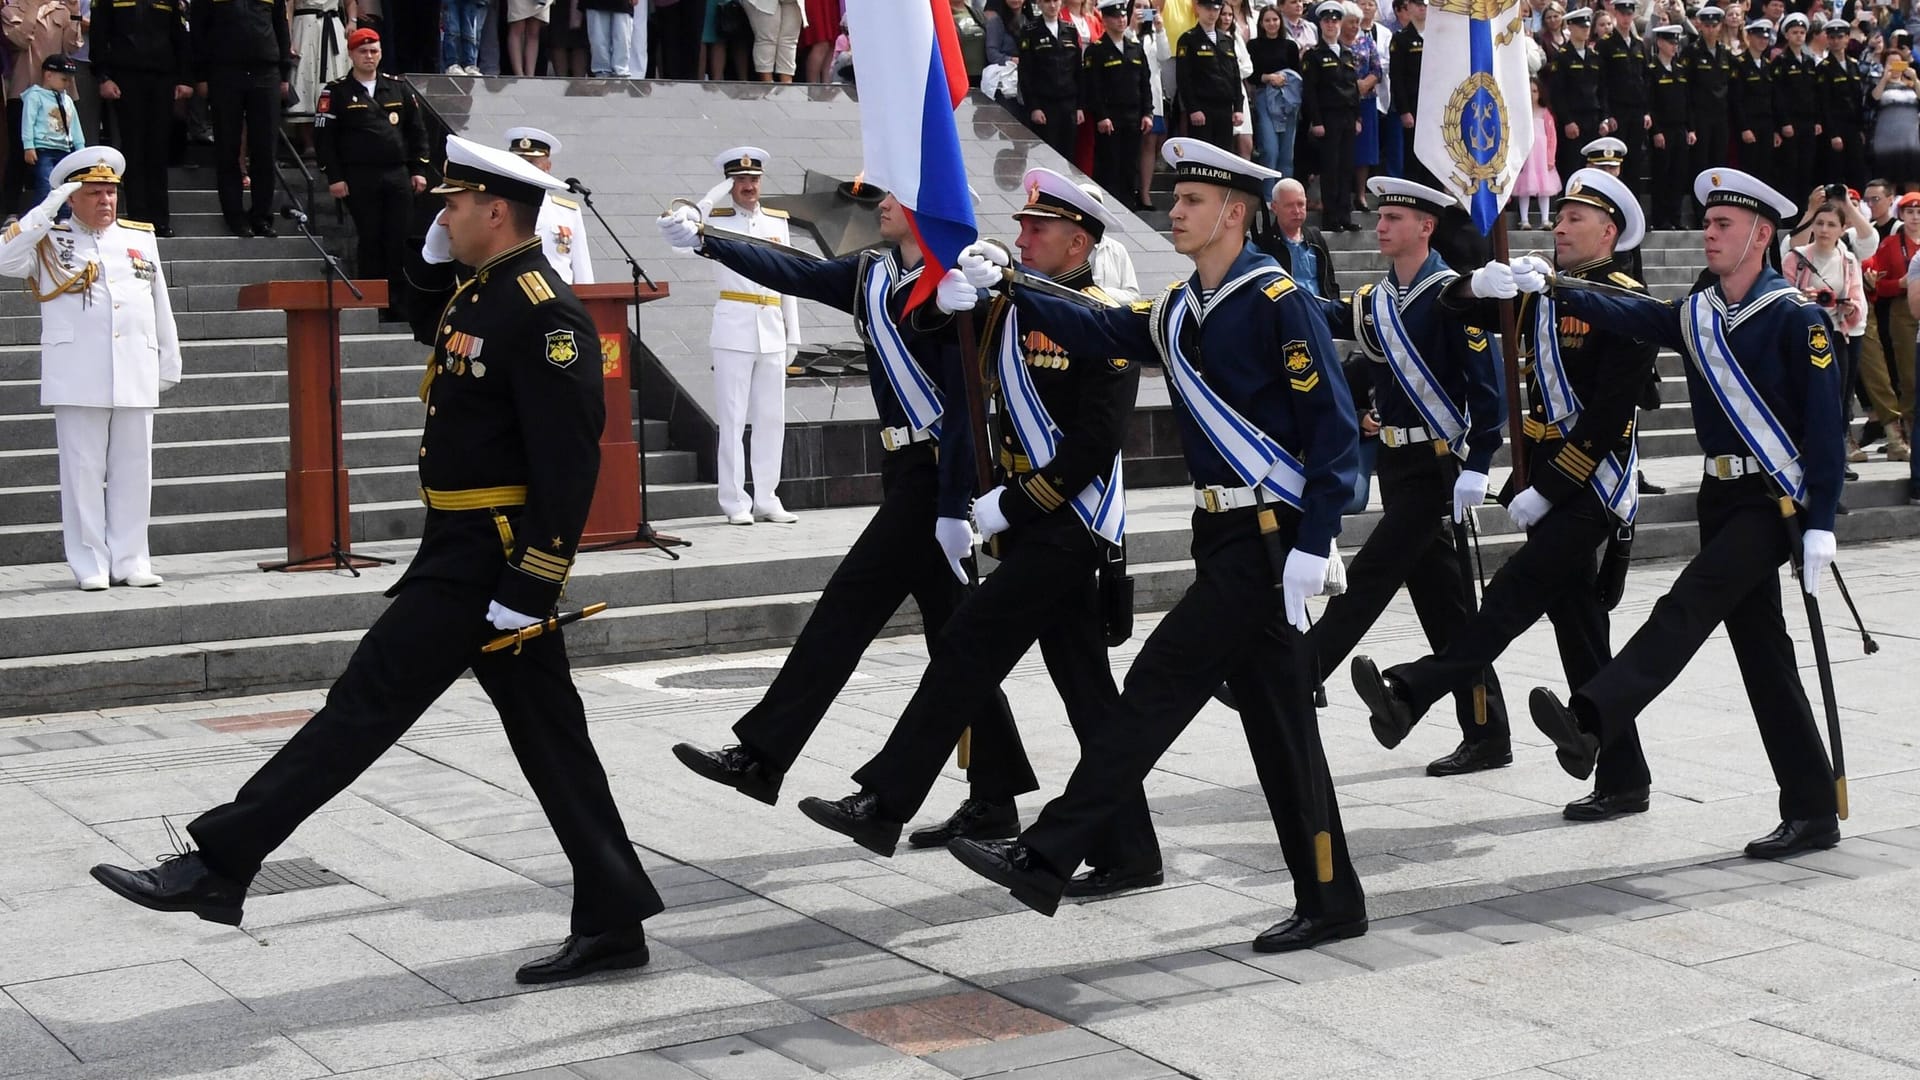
[1491,214,1527,489]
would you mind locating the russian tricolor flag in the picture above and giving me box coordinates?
[845,0,978,311]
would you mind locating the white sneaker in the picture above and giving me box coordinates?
[446,64,467,76]
[755,508,798,524]
[465,65,485,76]
[724,512,755,526]
[118,571,164,588]
[77,575,108,592]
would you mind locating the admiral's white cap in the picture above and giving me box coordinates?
[1561,168,1645,252]
[715,146,770,177]
[1581,136,1628,164]
[432,134,566,206]
[50,145,126,186]
[503,127,561,157]
[1012,167,1118,241]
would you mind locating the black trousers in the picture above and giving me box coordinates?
[1308,445,1511,742]
[1649,126,1690,229]
[1826,131,1869,195]
[1094,118,1144,208]
[343,164,413,297]
[188,578,664,934]
[1191,103,1236,151]
[734,445,1038,802]
[1022,508,1363,919]
[1573,476,1836,821]
[1774,123,1816,206]
[1388,486,1651,794]
[1735,128,1773,186]
[208,66,282,229]
[1319,112,1357,229]
[1403,123,1437,188]
[104,70,180,229]
[852,515,1159,874]
[1556,114,1606,187]
[1692,119,1730,173]
[1027,97,1080,161]
[1613,115,1649,196]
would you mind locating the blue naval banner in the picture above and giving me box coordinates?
[1413,0,1536,234]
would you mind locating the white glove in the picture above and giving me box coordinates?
[1510,254,1553,293]
[935,267,980,313]
[1452,469,1490,523]
[35,180,81,222]
[1469,262,1518,299]
[1507,487,1551,529]
[657,205,702,250]
[1801,528,1836,598]
[934,516,977,584]
[1281,548,1328,633]
[422,209,452,264]
[1322,538,1347,596]
[957,240,1010,289]
[486,601,542,631]
[972,485,1010,541]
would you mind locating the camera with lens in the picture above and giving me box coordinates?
[1815,289,1837,307]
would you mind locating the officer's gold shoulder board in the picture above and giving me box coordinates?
[118,219,155,233]
[546,328,579,368]
[763,207,790,219]
[1083,284,1115,307]
[1129,299,1155,314]
[1356,281,1375,298]
[1810,324,1833,368]
[708,207,736,218]
[517,270,557,305]
[1263,276,1297,301]
[48,223,69,233]
[1608,271,1643,290]
[550,195,579,211]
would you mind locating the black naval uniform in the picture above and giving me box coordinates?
[845,262,1160,877]
[1386,254,1656,797]
[1302,39,1361,230]
[190,236,664,935]
[1318,250,1511,753]
[191,0,293,235]
[1600,30,1650,191]
[691,234,1040,805]
[1648,55,1692,229]
[1389,20,1432,188]
[1083,33,1153,209]
[1817,50,1867,193]
[1684,35,1733,180]
[1546,267,1844,825]
[1175,22,1242,150]
[90,0,190,234]
[1550,43,1610,185]
[1730,50,1776,184]
[991,241,1365,927]
[1770,47,1820,201]
[1018,17,1083,159]
[316,72,429,311]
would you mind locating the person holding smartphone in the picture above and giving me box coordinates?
[1785,199,1867,486]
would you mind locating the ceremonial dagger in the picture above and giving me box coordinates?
[482,603,609,655]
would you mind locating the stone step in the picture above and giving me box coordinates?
[0,398,430,450]
[0,305,383,346]
[163,257,328,286]
[0,333,431,376]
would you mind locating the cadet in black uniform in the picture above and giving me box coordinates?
[1817,19,1867,193]
[1550,10,1610,187]
[793,169,1163,897]
[1176,0,1243,151]
[191,0,292,237]
[658,191,1042,850]
[1684,7,1733,188]
[89,0,192,237]
[1354,168,1656,821]
[1600,0,1651,198]
[316,28,428,317]
[90,136,665,986]
[1302,1,1361,231]
[1083,0,1153,210]
[1389,0,1431,188]
[1647,25,1692,229]
[942,138,1366,954]
[1732,19,1777,185]
[1527,167,1846,861]
[1018,0,1083,159]
[1770,13,1820,199]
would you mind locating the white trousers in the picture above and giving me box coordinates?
[712,348,787,517]
[53,405,155,583]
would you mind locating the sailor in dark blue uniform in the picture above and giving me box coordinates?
[1353,168,1656,822]
[942,138,1368,954]
[656,193,1042,841]
[1520,167,1846,860]
[1312,176,1513,778]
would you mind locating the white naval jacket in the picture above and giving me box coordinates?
[697,193,802,356]
[0,207,183,409]
[536,192,595,285]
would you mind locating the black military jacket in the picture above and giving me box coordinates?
[1550,43,1609,121]
[1302,41,1361,126]
[1600,31,1648,114]
[1082,34,1153,123]
[1648,57,1690,130]
[1770,48,1821,124]
[1817,52,1865,139]
[315,72,430,180]
[90,0,189,83]
[1730,52,1775,135]
[189,0,292,78]
[403,236,604,615]
[1018,18,1082,104]
[1682,38,1732,129]
[1175,24,1243,111]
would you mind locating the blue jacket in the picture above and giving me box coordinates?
[22,86,83,153]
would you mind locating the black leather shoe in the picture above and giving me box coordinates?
[1352,656,1418,749]
[907,798,1020,848]
[1426,738,1513,776]
[1743,817,1841,859]
[251,221,277,238]
[1064,864,1164,898]
[1528,688,1598,781]
[671,743,783,805]
[1562,787,1651,821]
[514,925,650,984]
[947,838,1067,916]
[1252,912,1368,953]
[1637,472,1666,496]
[798,792,902,857]
[90,852,246,925]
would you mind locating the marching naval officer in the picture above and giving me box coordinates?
[504,126,596,285]
[0,147,180,590]
[689,146,800,525]
[1519,168,1847,859]
[92,136,666,985]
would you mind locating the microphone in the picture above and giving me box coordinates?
[280,206,310,224]
[565,177,591,197]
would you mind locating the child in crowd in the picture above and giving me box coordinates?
[21,54,85,219]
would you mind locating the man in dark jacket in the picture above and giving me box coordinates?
[89,0,192,236]
[1082,0,1153,209]
[316,28,428,319]
[191,0,293,237]
[1389,0,1431,187]
[1302,1,1361,231]
[1257,176,1339,304]
[1175,0,1242,150]
[1018,0,1083,158]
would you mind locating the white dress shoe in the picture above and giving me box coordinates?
[754,508,798,524]
[724,512,755,526]
[118,571,164,588]
[78,575,109,591]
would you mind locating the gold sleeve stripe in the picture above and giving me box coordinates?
[517,271,557,305]
[1557,443,1596,470]
[515,561,569,583]
[1024,475,1065,511]
[1554,447,1597,481]
[521,550,573,574]
[1289,373,1321,393]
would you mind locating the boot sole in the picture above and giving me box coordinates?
[1527,689,1598,781]
[89,866,243,926]
[797,799,900,858]
[947,842,1063,917]
[514,945,652,985]
[671,743,781,806]
[1352,658,1415,750]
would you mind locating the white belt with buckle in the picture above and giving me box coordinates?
[879,425,934,452]
[1379,424,1435,449]
[1703,454,1763,480]
[1194,484,1261,512]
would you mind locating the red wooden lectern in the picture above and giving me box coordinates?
[573,282,671,546]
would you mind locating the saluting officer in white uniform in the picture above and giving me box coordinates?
[692,146,799,525]
[0,147,181,590]
[503,127,596,285]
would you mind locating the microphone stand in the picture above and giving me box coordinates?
[261,207,394,575]
[568,180,687,557]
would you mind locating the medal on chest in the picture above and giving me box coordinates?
[444,330,486,378]
[52,234,76,270]
[128,249,156,282]
[553,224,572,255]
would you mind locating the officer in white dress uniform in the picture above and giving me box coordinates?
[0,147,182,590]
[693,146,800,525]
[503,127,596,286]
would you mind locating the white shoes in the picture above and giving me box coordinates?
[754,508,799,524]
[447,64,482,76]
[77,575,108,592]
[118,571,164,588]
[724,512,755,526]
